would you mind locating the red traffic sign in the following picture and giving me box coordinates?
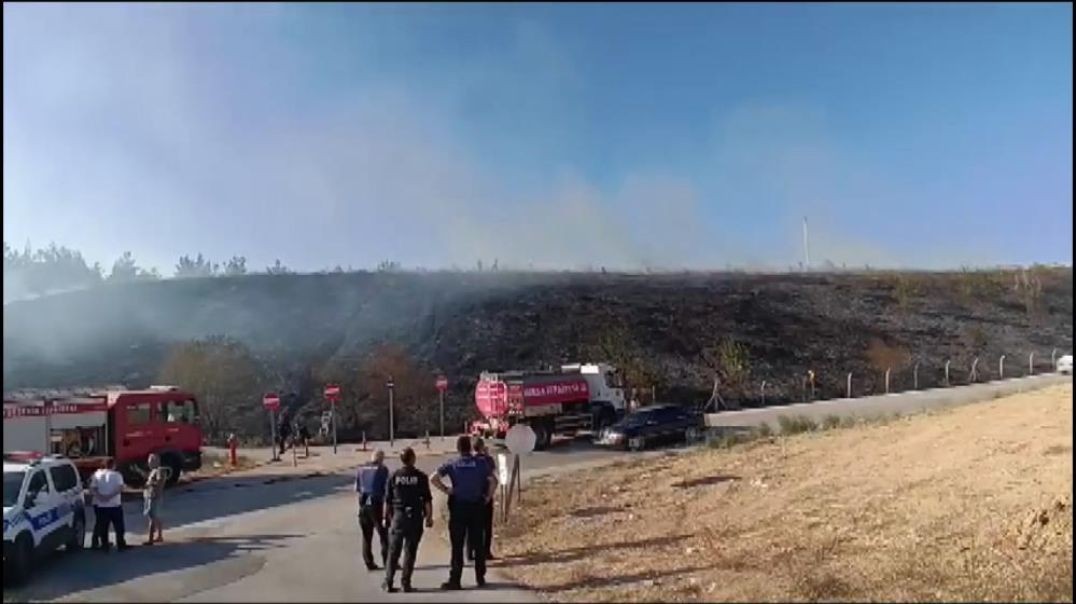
[262,393,281,411]
[436,376,448,392]
[324,384,341,403]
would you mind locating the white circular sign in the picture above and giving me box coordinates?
[504,424,537,455]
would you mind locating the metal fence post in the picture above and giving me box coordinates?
[846,372,853,398]
[1029,352,1035,375]
[760,381,767,406]
[913,362,920,390]
[999,355,1006,380]
[944,359,951,386]
[1052,348,1058,367]
[970,357,979,383]
[885,368,891,394]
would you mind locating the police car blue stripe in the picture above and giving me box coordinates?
[27,502,71,531]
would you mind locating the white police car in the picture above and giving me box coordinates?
[3,453,87,584]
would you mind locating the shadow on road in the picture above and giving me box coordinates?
[118,471,355,537]
[4,534,301,601]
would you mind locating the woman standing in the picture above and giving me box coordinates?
[143,454,166,545]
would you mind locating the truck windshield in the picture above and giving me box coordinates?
[3,471,25,507]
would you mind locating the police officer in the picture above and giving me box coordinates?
[432,435,496,590]
[356,449,390,570]
[382,447,433,593]
[468,437,498,562]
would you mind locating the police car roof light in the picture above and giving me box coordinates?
[4,451,45,464]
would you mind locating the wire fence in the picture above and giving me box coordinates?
[703,347,1068,412]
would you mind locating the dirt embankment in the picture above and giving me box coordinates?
[494,384,1074,602]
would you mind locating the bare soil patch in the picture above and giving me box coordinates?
[495,384,1074,602]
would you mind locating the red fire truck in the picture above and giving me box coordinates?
[470,363,627,450]
[2,386,203,486]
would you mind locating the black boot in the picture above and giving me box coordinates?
[381,580,397,593]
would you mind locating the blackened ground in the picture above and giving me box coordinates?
[3,268,1072,440]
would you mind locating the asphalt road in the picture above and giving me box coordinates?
[6,373,1066,602]
[704,373,1072,431]
[4,438,634,603]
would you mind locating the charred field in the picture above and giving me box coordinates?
[3,267,1072,427]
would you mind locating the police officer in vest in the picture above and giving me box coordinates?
[381,447,432,593]
[356,449,389,570]
[432,435,497,590]
[468,437,498,562]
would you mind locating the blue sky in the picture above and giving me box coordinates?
[3,3,1072,273]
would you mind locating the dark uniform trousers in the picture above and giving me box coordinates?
[468,499,495,559]
[93,505,126,549]
[359,497,388,567]
[385,507,424,587]
[448,497,486,584]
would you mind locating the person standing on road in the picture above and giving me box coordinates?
[143,454,166,545]
[356,449,390,570]
[468,437,498,562]
[87,460,108,550]
[89,458,128,552]
[278,413,292,456]
[382,447,433,593]
[298,421,311,458]
[432,435,496,590]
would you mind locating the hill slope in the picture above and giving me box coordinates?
[3,269,1072,438]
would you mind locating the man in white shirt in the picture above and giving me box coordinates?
[88,458,128,552]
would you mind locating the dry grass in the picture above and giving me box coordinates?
[494,384,1074,602]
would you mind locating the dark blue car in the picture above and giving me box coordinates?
[595,404,704,451]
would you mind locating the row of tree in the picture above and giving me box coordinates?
[3,243,161,299]
[157,337,448,444]
[3,241,302,298]
[160,327,759,445]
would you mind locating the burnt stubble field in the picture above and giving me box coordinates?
[4,267,1072,439]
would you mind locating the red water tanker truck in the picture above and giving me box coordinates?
[469,363,627,450]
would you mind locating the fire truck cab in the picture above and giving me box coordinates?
[3,386,203,487]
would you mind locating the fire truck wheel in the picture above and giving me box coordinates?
[162,455,183,486]
[120,462,147,488]
[594,407,616,432]
[531,423,548,451]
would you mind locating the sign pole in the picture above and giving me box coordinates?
[439,389,445,439]
[513,454,522,504]
[270,408,278,462]
[332,408,338,454]
[388,377,395,448]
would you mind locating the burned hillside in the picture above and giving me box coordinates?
[3,268,1072,442]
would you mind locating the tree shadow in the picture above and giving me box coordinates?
[541,563,715,594]
[568,505,625,518]
[671,474,740,489]
[4,533,302,601]
[494,534,690,568]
